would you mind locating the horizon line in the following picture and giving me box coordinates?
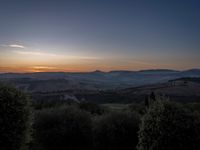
[0,68,200,74]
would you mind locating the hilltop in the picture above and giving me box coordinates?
[0,69,200,92]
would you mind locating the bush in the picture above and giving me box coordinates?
[128,103,146,115]
[93,111,140,150]
[183,102,200,113]
[0,85,31,150]
[79,101,105,115]
[33,106,92,150]
[32,99,70,110]
[137,100,200,150]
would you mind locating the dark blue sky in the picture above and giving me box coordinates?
[0,0,200,72]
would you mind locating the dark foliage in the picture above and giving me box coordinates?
[78,101,105,115]
[93,111,140,150]
[33,106,92,150]
[128,103,146,115]
[0,85,31,150]
[184,102,200,113]
[32,99,71,110]
[138,100,200,150]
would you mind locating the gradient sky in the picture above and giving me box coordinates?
[0,0,200,72]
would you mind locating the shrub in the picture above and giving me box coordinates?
[128,103,146,115]
[79,101,105,115]
[93,111,140,150]
[32,99,70,110]
[33,106,92,150]
[137,100,200,150]
[0,85,31,150]
[184,102,200,113]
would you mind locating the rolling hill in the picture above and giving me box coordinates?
[0,69,200,92]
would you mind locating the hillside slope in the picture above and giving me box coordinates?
[1,69,200,92]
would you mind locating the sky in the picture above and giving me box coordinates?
[0,0,200,72]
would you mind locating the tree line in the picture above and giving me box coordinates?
[1,85,200,150]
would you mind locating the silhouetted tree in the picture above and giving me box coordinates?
[33,106,92,150]
[137,100,200,150]
[0,85,31,150]
[93,111,140,150]
[144,95,149,108]
[150,92,156,101]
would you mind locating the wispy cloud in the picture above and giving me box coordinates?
[13,50,58,57]
[9,44,25,48]
[13,50,100,60]
[32,66,56,69]
[0,44,25,49]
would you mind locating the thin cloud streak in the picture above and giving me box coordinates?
[13,50,58,56]
[31,66,56,69]
[0,44,25,49]
[9,44,25,48]
[12,50,101,60]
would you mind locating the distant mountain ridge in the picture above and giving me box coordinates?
[0,69,200,92]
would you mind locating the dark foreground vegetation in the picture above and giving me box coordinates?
[1,84,200,150]
[0,84,31,150]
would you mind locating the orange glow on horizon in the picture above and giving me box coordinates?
[0,63,159,73]
[0,64,195,73]
[1,47,198,73]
